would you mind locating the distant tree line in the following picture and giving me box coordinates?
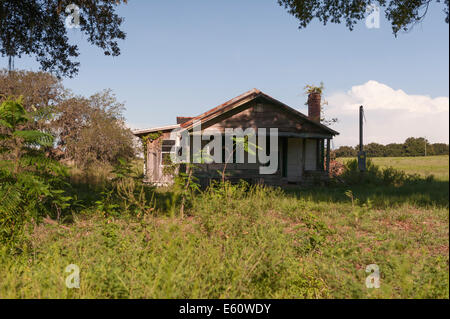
[334,137,449,158]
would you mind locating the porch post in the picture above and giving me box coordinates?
[326,138,331,174]
[301,138,306,175]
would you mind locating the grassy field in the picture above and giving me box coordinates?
[338,155,449,181]
[0,157,448,298]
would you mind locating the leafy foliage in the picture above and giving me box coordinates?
[0,1,127,77]
[53,89,136,167]
[0,154,447,298]
[340,158,422,186]
[0,98,71,247]
[92,158,157,219]
[0,70,66,114]
[1,71,136,167]
[304,82,325,95]
[278,0,449,36]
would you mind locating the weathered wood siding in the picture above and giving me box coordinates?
[144,99,330,186]
[202,100,327,135]
[304,139,318,171]
[286,138,303,182]
[145,132,175,185]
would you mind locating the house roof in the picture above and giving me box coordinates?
[133,89,339,137]
[132,124,180,136]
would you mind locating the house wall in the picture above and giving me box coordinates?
[305,139,318,171]
[144,100,330,186]
[286,138,303,182]
[145,132,176,185]
[202,100,325,135]
[191,133,283,186]
[191,137,325,187]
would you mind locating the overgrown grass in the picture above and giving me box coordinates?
[0,158,448,298]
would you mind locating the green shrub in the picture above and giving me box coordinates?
[341,159,420,186]
[0,98,71,248]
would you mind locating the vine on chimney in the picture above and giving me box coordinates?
[304,82,325,95]
[303,82,337,127]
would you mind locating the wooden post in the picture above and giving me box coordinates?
[301,138,306,176]
[326,138,331,174]
[319,139,324,170]
[322,139,325,170]
[143,139,147,179]
[316,139,320,170]
[281,137,288,178]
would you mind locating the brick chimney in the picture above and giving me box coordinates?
[307,92,321,122]
[176,117,194,124]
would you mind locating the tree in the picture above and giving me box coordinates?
[403,137,428,156]
[334,146,357,157]
[277,0,449,36]
[1,70,136,167]
[0,0,127,78]
[365,142,386,157]
[0,69,67,131]
[385,143,404,157]
[52,90,136,167]
[430,143,449,155]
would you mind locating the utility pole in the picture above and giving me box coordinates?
[358,105,366,172]
[424,136,427,157]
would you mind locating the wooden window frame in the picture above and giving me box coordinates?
[161,139,176,167]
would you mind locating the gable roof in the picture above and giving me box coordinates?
[180,88,339,135]
[133,89,339,137]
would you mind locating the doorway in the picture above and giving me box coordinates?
[286,138,303,182]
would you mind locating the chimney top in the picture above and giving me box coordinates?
[176,117,194,124]
[307,92,321,123]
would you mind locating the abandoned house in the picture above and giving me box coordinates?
[133,89,339,186]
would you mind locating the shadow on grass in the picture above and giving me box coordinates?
[65,178,180,218]
[64,160,449,221]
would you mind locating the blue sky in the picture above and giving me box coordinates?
[2,0,449,146]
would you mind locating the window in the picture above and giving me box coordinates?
[161,139,175,166]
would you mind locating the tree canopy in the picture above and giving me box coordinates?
[53,89,136,167]
[2,1,448,78]
[278,0,449,35]
[0,0,127,78]
[1,70,136,167]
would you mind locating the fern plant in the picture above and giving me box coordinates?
[0,98,71,247]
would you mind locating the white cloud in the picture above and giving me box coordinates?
[325,81,449,147]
